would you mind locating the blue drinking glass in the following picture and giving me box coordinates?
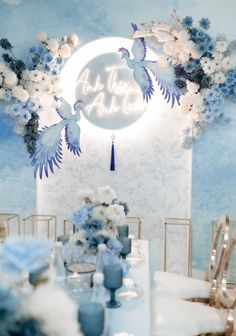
[78,302,104,336]
[103,264,123,308]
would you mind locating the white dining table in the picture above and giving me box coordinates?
[106,240,151,336]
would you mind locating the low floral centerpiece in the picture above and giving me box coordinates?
[65,186,129,272]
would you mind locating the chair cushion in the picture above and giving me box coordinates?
[152,297,228,336]
[153,271,211,299]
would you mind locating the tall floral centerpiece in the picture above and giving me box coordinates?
[132,10,236,148]
[66,186,129,272]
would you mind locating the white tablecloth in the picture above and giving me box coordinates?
[107,240,151,336]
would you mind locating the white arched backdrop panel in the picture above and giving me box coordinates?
[36,37,192,271]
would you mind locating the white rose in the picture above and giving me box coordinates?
[92,206,107,222]
[0,88,6,99]
[106,204,125,225]
[12,85,29,102]
[69,33,79,46]
[36,32,47,42]
[28,70,43,82]
[215,40,228,53]
[95,186,117,205]
[21,69,31,80]
[4,71,18,88]
[213,71,226,84]
[177,50,189,64]
[59,44,71,58]
[203,61,216,75]
[163,41,177,56]
[221,57,232,71]
[186,80,200,94]
[47,38,59,52]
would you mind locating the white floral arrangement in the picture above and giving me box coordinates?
[0,236,82,336]
[0,32,78,153]
[69,186,129,256]
[133,10,236,148]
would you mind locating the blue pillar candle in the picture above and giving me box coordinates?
[117,224,129,237]
[57,234,69,245]
[78,302,105,336]
[118,237,131,259]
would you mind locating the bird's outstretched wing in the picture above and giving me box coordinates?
[56,97,73,120]
[145,61,183,107]
[31,122,65,179]
[65,120,82,156]
[133,66,154,102]
[131,23,147,61]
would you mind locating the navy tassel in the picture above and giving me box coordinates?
[110,134,115,171]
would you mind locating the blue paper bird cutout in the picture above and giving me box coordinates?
[31,98,83,179]
[118,23,182,106]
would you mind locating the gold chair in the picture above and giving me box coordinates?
[152,222,236,336]
[125,216,142,239]
[153,214,230,304]
[0,213,21,241]
[23,214,57,241]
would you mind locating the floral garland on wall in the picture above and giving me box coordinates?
[131,10,236,148]
[0,32,78,154]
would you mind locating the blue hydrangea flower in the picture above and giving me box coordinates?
[71,204,94,229]
[182,16,193,28]
[0,285,20,322]
[0,237,51,273]
[43,53,53,63]
[82,218,105,232]
[29,46,37,54]
[56,57,64,65]
[7,318,47,336]
[203,88,225,123]
[107,239,123,253]
[199,18,210,30]
[4,91,13,102]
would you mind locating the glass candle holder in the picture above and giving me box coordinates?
[78,302,105,336]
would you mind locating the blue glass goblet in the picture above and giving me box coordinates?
[103,264,123,308]
[78,302,105,336]
[118,237,131,259]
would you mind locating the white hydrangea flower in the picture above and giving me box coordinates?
[92,205,107,223]
[47,38,59,52]
[212,50,223,60]
[177,50,189,64]
[21,69,31,80]
[215,40,228,53]
[12,85,29,102]
[213,71,226,84]
[0,88,5,99]
[200,57,210,67]
[211,59,221,72]
[95,186,117,205]
[179,92,204,115]
[69,33,79,46]
[76,188,95,203]
[28,70,43,82]
[23,284,82,336]
[36,32,48,42]
[176,30,189,43]
[106,204,125,225]
[186,80,200,94]
[59,44,72,57]
[221,56,232,71]
[4,70,18,88]
[69,231,86,245]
